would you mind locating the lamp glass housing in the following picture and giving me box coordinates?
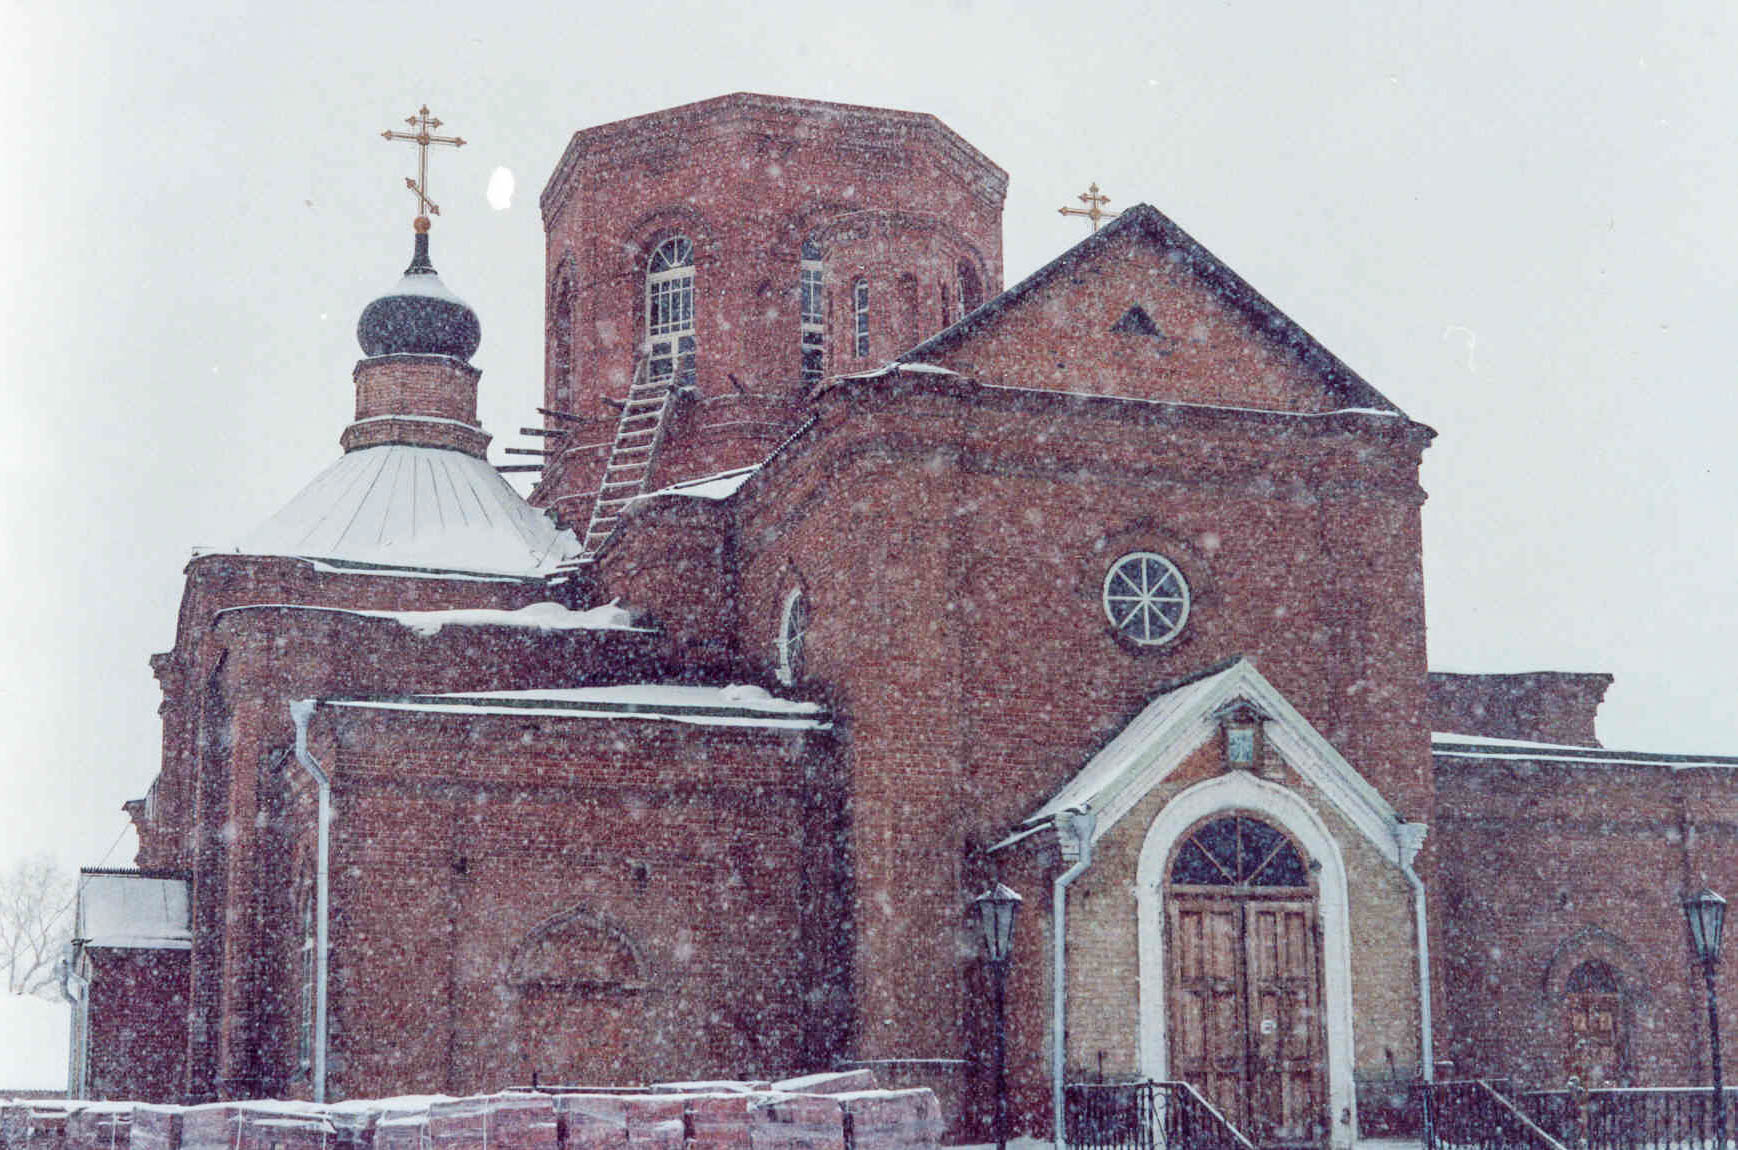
[1684,887,1728,965]
[974,883,1023,964]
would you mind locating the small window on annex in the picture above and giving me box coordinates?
[647,237,696,388]
[800,240,825,383]
[775,587,809,687]
[853,278,870,358]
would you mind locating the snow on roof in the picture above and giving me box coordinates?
[236,445,579,578]
[382,270,468,306]
[1432,731,1738,771]
[326,683,830,731]
[216,600,652,637]
[832,361,960,382]
[75,872,190,950]
[0,993,68,1092]
[1026,663,1242,826]
[637,466,759,502]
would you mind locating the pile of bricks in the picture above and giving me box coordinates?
[2,1071,940,1150]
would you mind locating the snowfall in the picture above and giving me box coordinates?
[0,992,68,1091]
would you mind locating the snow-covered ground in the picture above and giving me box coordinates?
[0,992,68,1092]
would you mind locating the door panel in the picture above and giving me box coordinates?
[1245,900,1322,1145]
[1168,893,1326,1147]
[1169,899,1248,1126]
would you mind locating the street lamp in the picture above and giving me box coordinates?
[974,883,1023,1150]
[1683,887,1728,1150]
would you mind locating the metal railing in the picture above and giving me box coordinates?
[1422,1079,1570,1150]
[1520,1085,1738,1150]
[1064,1081,1254,1150]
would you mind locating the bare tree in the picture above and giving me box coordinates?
[1,854,73,999]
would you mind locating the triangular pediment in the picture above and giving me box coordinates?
[1015,657,1414,867]
[903,204,1403,417]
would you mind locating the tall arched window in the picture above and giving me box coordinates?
[551,277,577,403]
[647,237,696,388]
[853,278,870,358]
[800,240,825,383]
[958,260,983,313]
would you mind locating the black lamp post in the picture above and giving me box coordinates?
[1684,887,1728,1150]
[974,883,1023,1150]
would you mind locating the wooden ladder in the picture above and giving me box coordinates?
[579,355,675,558]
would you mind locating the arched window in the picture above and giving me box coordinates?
[1565,960,1625,1085]
[800,240,825,383]
[647,237,696,388]
[1169,814,1309,888]
[775,587,809,687]
[958,261,982,313]
[853,278,870,358]
[551,277,577,403]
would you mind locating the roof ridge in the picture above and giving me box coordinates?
[901,202,1407,418]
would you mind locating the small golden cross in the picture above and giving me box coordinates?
[381,104,467,231]
[1059,182,1121,233]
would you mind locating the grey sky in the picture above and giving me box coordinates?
[4,0,1735,872]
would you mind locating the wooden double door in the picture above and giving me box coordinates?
[1168,891,1327,1147]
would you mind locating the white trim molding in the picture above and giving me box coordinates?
[1134,773,1359,1148]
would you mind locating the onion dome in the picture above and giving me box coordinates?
[357,229,482,361]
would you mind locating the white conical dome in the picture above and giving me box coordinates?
[238,444,577,577]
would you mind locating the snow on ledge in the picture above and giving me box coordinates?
[327,683,829,731]
[214,601,654,637]
[360,600,644,636]
[1433,731,1738,770]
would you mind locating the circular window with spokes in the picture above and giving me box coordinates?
[1102,552,1191,646]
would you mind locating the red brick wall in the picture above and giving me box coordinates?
[918,229,1344,413]
[86,948,189,1103]
[286,705,843,1098]
[351,356,481,425]
[709,372,1431,1134]
[141,555,665,1101]
[1428,672,1613,747]
[1434,756,1738,1088]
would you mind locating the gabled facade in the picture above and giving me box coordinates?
[73,93,1738,1150]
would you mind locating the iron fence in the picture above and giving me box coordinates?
[1064,1081,1253,1150]
[1521,1086,1738,1150]
[1422,1079,1569,1150]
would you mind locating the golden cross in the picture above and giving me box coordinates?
[1059,182,1121,233]
[381,104,466,231]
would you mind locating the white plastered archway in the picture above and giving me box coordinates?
[1133,771,1358,1145]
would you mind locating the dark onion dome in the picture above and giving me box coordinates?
[357,231,481,360]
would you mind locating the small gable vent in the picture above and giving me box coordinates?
[1110,305,1164,339]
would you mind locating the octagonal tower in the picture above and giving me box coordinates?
[532,93,1007,531]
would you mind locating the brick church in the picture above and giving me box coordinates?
[64,93,1738,1148]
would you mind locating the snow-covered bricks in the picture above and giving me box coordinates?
[429,1095,558,1150]
[6,1081,940,1150]
[0,1104,68,1150]
[179,1103,335,1150]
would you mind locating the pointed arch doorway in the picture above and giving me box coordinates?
[1166,813,1328,1147]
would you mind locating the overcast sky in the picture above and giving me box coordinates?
[3,0,1735,875]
